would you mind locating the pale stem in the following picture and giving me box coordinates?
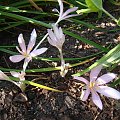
[33,33,48,50]
[59,48,65,67]
[102,8,118,23]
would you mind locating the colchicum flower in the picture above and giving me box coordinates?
[10,71,26,91]
[9,29,47,71]
[73,65,120,110]
[54,0,78,24]
[0,70,25,91]
[47,25,69,77]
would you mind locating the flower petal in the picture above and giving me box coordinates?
[97,86,120,99]
[10,71,20,78]
[27,29,37,54]
[81,88,90,101]
[90,65,103,82]
[30,48,48,57]
[62,14,79,20]
[53,25,60,40]
[58,0,63,17]
[9,55,25,62]
[18,34,26,53]
[62,7,78,18]
[0,70,11,80]
[73,76,89,84]
[47,37,56,47]
[96,73,116,85]
[91,90,103,110]
[47,29,57,42]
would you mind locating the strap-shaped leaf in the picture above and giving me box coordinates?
[73,44,120,76]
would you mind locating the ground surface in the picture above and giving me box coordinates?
[0,1,120,120]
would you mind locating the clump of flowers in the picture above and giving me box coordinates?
[73,65,120,110]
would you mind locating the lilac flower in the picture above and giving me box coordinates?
[54,0,78,24]
[47,25,65,50]
[0,70,24,91]
[10,71,26,91]
[9,29,48,71]
[47,25,69,77]
[73,65,120,110]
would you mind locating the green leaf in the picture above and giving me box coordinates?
[91,0,103,9]
[24,80,62,92]
[64,30,109,52]
[0,5,20,12]
[9,76,61,92]
[0,11,51,28]
[73,44,120,76]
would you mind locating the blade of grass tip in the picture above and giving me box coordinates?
[63,30,109,52]
[72,44,120,76]
[0,11,51,28]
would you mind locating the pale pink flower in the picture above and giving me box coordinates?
[47,25,69,77]
[54,0,78,24]
[9,29,48,71]
[73,65,120,110]
[10,71,26,91]
[0,70,24,91]
[47,25,65,50]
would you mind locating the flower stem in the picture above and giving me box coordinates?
[102,8,118,23]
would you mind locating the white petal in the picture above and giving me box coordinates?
[62,14,79,20]
[47,37,56,47]
[27,29,37,54]
[91,90,103,110]
[0,71,22,90]
[10,71,20,78]
[62,7,78,18]
[18,34,26,53]
[59,27,65,44]
[73,76,89,84]
[96,73,117,85]
[9,55,25,62]
[53,25,60,40]
[30,48,48,57]
[90,65,103,82]
[58,0,63,17]
[81,88,90,101]
[0,70,11,80]
[47,29,57,42]
[97,86,120,99]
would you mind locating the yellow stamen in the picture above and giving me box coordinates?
[89,82,95,88]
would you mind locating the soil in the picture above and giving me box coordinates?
[0,1,120,120]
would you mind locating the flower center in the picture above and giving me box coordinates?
[23,52,29,57]
[89,82,95,88]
